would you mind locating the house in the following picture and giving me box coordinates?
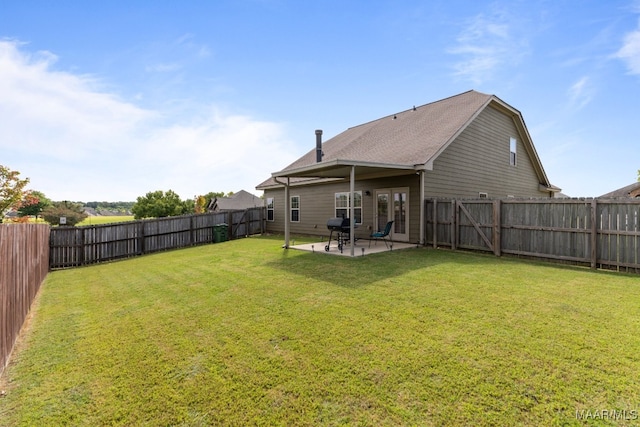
[256,90,558,254]
[208,190,263,212]
[599,182,640,199]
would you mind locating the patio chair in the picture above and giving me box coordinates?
[369,220,393,248]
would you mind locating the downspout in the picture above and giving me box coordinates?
[274,177,290,248]
[284,177,290,248]
[350,165,355,257]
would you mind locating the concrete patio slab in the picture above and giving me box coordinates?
[289,239,418,257]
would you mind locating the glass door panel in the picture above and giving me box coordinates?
[376,193,389,232]
[393,191,407,235]
[375,188,409,242]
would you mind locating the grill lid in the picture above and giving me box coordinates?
[327,217,350,229]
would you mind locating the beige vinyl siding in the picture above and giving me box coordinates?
[264,181,355,237]
[264,175,421,241]
[423,105,548,198]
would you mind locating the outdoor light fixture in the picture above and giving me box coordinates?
[365,190,371,196]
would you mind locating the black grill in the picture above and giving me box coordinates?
[326,217,350,232]
[325,217,353,253]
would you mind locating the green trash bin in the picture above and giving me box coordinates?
[213,223,228,243]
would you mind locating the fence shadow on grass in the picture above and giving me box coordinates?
[267,245,627,288]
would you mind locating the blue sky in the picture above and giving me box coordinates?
[1,0,640,202]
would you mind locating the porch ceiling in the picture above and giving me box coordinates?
[271,159,420,180]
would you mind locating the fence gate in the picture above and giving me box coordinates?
[454,200,501,255]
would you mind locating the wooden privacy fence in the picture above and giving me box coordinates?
[426,198,640,273]
[0,224,50,375]
[50,207,266,269]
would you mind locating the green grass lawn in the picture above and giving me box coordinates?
[77,215,135,226]
[1,236,640,426]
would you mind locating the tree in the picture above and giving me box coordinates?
[0,164,29,222]
[42,201,88,226]
[131,190,193,219]
[17,190,51,219]
[194,195,207,214]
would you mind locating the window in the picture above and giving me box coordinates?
[510,137,517,166]
[266,197,274,222]
[290,196,300,222]
[334,191,362,224]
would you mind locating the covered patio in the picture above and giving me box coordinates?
[272,158,428,257]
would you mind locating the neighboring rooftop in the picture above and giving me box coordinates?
[599,182,640,198]
[208,190,263,211]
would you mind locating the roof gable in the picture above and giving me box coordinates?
[257,90,553,190]
[284,90,493,170]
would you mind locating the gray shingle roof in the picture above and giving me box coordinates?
[210,190,263,211]
[257,90,547,189]
[290,90,491,168]
[599,182,640,198]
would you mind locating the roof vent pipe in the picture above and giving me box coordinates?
[315,129,323,162]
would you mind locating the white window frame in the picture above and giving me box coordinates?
[510,137,517,166]
[290,195,300,222]
[266,197,274,222]
[334,191,362,225]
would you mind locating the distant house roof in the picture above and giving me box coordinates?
[257,90,554,191]
[599,182,640,198]
[554,192,571,199]
[208,190,263,211]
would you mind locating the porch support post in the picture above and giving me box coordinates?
[349,165,355,257]
[284,177,290,249]
[419,170,425,245]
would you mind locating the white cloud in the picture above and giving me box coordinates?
[448,8,529,84]
[0,40,296,201]
[568,76,593,109]
[145,63,182,73]
[615,19,640,75]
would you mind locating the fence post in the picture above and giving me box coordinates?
[452,200,458,250]
[493,199,501,256]
[591,199,597,269]
[432,199,437,249]
[80,227,85,267]
[189,215,194,246]
[138,221,145,255]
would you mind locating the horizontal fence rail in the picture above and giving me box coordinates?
[49,208,266,269]
[426,198,640,273]
[0,224,50,375]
